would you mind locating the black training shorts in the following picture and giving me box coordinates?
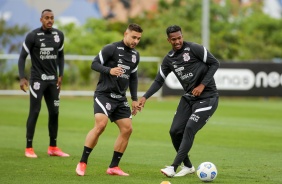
[93,93,132,122]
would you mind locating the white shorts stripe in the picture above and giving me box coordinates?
[195,106,212,113]
[29,85,37,98]
[95,97,108,116]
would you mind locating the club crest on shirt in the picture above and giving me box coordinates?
[132,55,136,63]
[183,53,190,62]
[54,35,60,43]
[33,82,40,90]
[106,103,111,110]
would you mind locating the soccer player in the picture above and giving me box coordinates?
[18,9,69,158]
[75,23,143,176]
[138,25,219,177]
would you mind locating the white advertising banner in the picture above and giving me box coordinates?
[162,63,282,97]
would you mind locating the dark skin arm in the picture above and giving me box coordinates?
[137,96,147,112]
[131,101,140,116]
[192,83,205,96]
[20,78,28,92]
[57,76,63,93]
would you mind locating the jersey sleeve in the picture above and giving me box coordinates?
[191,43,220,86]
[91,44,114,74]
[57,31,65,77]
[143,57,172,99]
[18,32,34,79]
[129,68,138,101]
[129,52,140,101]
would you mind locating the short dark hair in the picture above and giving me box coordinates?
[127,23,143,33]
[41,9,52,16]
[166,25,182,36]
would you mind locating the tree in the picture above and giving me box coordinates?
[209,0,282,61]
[131,0,282,61]
[0,19,29,53]
[57,19,125,88]
[0,19,29,89]
[2,0,282,89]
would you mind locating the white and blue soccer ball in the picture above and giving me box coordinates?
[196,162,218,182]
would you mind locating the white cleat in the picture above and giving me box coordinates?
[161,166,175,178]
[174,166,195,177]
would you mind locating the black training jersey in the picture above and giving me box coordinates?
[18,27,64,81]
[144,41,219,100]
[91,40,139,101]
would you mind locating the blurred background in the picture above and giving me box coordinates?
[1,0,282,97]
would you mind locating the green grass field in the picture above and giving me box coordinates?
[0,96,281,184]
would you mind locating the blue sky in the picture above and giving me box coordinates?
[0,0,102,29]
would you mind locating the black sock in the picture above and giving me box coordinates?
[49,137,57,147]
[172,164,178,172]
[26,138,33,148]
[183,156,193,168]
[80,146,93,164]
[109,151,123,168]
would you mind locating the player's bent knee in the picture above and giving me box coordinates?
[121,126,133,136]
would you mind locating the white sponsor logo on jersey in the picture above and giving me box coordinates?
[117,64,130,70]
[175,67,184,72]
[40,48,57,60]
[180,73,193,80]
[110,93,122,99]
[41,74,55,80]
[120,73,129,79]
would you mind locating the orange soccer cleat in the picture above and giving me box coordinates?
[47,146,70,157]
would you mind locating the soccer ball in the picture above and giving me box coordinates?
[196,162,218,182]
